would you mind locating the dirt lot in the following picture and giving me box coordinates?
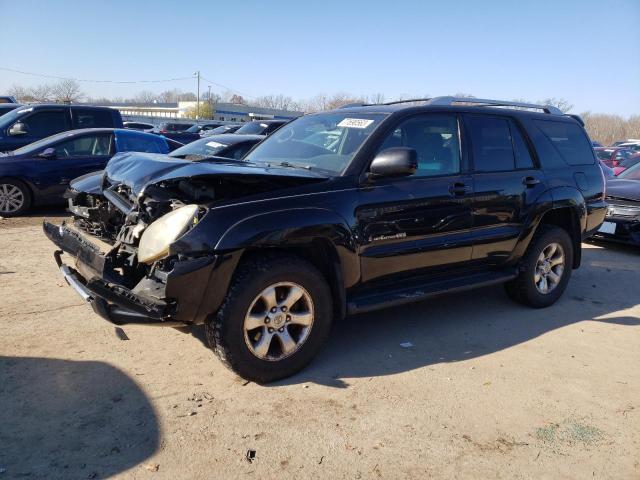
[1,209,639,479]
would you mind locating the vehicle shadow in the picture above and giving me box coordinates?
[188,246,639,388]
[275,245,640,387]
[0,357,159,478]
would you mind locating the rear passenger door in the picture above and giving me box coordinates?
[463,114,545,264]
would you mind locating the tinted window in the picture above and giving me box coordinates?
[510,121,535,169]
[20,110,70,137]
[116,133,169,154]
[72,109,113,128]
[466,115,515,172]
[595,149,613,160]
[534,120,595,165]
[378,114,461,177]
[54,134,112,158]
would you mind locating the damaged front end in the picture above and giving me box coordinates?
[45,152,327,326]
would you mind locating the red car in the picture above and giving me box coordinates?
[595,147,636,168]
[612,153,640,176]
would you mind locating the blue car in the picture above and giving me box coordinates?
[0,128,182,216]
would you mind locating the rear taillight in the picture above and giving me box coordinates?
[599,163,606,201]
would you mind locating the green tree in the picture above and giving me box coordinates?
[183,102,214,120]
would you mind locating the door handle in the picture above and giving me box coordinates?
[523,176,540,187]
[449,182,471,196]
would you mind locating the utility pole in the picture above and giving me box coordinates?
[193,71,201,121]
[208,85,212,119]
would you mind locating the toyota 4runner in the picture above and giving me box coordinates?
[43,97,607,382]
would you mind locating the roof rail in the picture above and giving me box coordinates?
[339,97,565,116]
[427,96,564,115]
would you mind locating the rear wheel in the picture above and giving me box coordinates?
[505,225,573,308]
[0,179,31,216]
[205,254,333,383]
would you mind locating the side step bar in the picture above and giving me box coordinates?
[347,270,517,315]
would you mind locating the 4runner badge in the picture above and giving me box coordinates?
[371,232,407,242]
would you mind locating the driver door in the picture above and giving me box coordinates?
[357,113,474,284]
[35,133,113,200]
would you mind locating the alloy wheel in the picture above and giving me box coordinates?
[534,242,565,294]
[0,184,25,214]
[243,282,315,361]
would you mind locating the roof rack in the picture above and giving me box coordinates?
[427,96,564,115]
[340,96,564,115]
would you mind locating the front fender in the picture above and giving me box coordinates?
[216,207,360,288]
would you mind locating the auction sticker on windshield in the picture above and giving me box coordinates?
[337,118,375,129]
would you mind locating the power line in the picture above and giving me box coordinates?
[1,66,261,100]
[0,66,193,84]
[200,75,257,100]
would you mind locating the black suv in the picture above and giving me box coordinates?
[0,104,123,151]
[43,97,606,382]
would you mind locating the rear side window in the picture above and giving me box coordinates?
[55,134,112,158]
[116,132,169,154]
[510,121,535,169]
[466,115,515,172]
[534,120,594,165]
[72,109,114,128]
[21,110,71,137]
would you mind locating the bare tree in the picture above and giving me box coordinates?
[52,79,84,103]
[133,90,158,104]
[539,97,573,113]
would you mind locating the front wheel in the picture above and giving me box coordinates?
[505,225,574,308]
[205,254,333,383]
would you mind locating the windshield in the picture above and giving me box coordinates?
[169,136,230,160]
[618,162,640,180]
[185,124,201,133]
[243,113,387,174]
[236,122,269,135]
[0,106,33,126]
[595,149,613,160]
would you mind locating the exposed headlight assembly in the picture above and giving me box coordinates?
[138,204,199,264]
[607,204,640,219]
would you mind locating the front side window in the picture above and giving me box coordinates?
[244,112,387,175]
[534,120,595,165]
[466,115,516,172]
[377,114,461,177]
[54,134,112,158]
[20,110,70,137]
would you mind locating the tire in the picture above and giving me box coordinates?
[0,178,31,217]
[505,225,574,308]
[205,254,333,383]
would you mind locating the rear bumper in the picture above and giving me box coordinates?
[43,221,220,326]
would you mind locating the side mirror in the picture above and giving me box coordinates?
[39,147,57,159]
[8,122,28,136]
[369,147,418,179]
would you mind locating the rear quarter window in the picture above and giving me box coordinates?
[534,120,595,166]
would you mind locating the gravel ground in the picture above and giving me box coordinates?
[0,211,639,479]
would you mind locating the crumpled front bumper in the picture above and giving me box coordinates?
[43,221,219,326]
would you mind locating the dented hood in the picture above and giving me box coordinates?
[105,152,328,196]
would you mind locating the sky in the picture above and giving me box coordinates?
[0,0,638,116]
